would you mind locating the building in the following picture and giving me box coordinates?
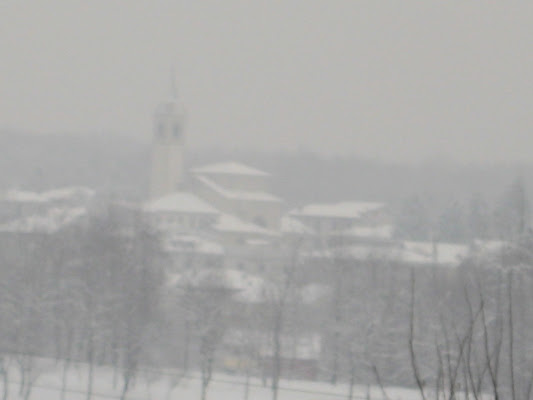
[144,84,287,272]
[143,82,475,276]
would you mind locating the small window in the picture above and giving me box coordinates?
[157,122,165,138]
[253,216,267,227]
[173,124,181,138]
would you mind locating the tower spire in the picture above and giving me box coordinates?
[150,71,186,199]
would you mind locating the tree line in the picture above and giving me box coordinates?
[1,205,533,400]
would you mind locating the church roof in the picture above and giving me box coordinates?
[195,175,282,203]
[192,162,270,177]
[329,224,395,240]
[308,241,469,268]
[144,192,219,215]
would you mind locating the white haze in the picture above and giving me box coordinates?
[1,1,532,164]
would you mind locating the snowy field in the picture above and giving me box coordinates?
[0,358,426,400]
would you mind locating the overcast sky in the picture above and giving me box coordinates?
[1,2,532,163]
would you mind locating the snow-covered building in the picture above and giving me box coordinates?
[141,85,477,277]
[192,162,284,230]
[0,186,94,234]
[289,201,390,236]
[144,192,219,233]
[140,86,291,272]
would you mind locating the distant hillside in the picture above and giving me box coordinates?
[191,148,530,213]
[0,131,150,200]
[1,131,531,214]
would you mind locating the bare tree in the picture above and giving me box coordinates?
[262,241,303,400]
[178,271,231,400]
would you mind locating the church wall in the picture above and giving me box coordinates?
[193,178,282,230]
[192,178,233,216]
[229,198,282,230]
[150,142,184,199]
[149,98,186,199]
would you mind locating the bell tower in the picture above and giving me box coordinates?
[149,74,186,199]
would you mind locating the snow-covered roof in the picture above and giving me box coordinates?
[330,224,395,240]
[214,214,279,237]
[164,234,224,255]
[468,240,529,268]
[0,207,87,234]
[3,187,94,203]
[290,201,385,219]
[281,216,314,235]
[144,192,219,215]
[192,161,270,177]
[245,238,271,246]
[471,239,508,254]
[308,241,469,268]
[403,241,469,266]
[196,175,282,202]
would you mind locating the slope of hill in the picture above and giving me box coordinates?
[1,131,530,212]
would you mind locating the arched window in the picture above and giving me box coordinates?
[173,123,181,138]
[157,122,165,138]
[253,216,267,228]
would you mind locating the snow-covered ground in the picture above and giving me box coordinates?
[1,358,425,400]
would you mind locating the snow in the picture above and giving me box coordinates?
[308,241,469,268]
[169,269,225,288]
[169,268,270,303]
[245,238,271,246]
[225,330,322,360]
[192,161,270,176]
[164,234,225,255]
[290,201,385,219]
[196,175,282,202]
[281,216,314,235]
[224,269,269,303]
[144,191,220,214]
[470,239,509,259]
[0,207,87,233]
[3,186,94,203]
[402,241,469,267]
[300,283,330,304]
[0,358,425,400]
[214,214,279,236]
[333,224,394,239]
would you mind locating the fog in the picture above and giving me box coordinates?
[1,3,533,400]
[2,1,533,163]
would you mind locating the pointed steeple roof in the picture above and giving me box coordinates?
[155,67,186,117]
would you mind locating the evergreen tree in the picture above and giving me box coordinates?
[396,195,431,240]
[438,201,466,243]
[494,177,530,239]
[467,193,491,240]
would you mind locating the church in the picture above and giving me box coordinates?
[143,84,286,268]
[0,80,471,275]
[140,82,467,274]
